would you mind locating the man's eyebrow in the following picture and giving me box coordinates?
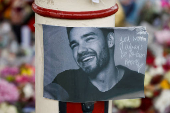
[69,32,96,47]
[81,32,96,39]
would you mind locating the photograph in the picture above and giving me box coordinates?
[43,25,148,102]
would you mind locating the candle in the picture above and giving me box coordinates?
[34,0,117,112]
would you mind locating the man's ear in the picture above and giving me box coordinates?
[107,32,115,48]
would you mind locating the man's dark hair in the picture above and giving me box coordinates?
[66,27,114,40]
[66,27,73,37]
[99,28,114,38]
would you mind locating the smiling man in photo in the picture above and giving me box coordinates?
[44,27,144,102]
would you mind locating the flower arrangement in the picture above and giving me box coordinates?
[0,79,19,103]
[0,64,35,113]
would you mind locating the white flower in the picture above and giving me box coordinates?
[154,56,166,66]
[0,103,8,113]
[149,66,164,76]
[145,90,153,98]
[154,90,170,113]
[0,103,18,113]
[113,99,141,109]
[5,105,18,113]
[144,72,152,86]
[165,71,170,83]
[23,83,34,99]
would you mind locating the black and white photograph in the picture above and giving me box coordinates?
[43,25,148,102]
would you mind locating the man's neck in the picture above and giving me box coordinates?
[88,58,121,92]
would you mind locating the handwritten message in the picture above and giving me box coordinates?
[119,30,147,73]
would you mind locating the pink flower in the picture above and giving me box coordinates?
[15,75,35,84]
[161,0,170,8]
[0,67,19,78]
[155,29,170,46]
[0,79,19,103]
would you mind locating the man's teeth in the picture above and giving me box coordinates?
[82,56,94,61]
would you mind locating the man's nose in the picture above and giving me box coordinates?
[77,45,88,54]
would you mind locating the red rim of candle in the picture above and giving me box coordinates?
[32,2,119,19]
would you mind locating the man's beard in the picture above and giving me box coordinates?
[77,47,110,75]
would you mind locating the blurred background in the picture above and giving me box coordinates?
[0,0,169,113]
